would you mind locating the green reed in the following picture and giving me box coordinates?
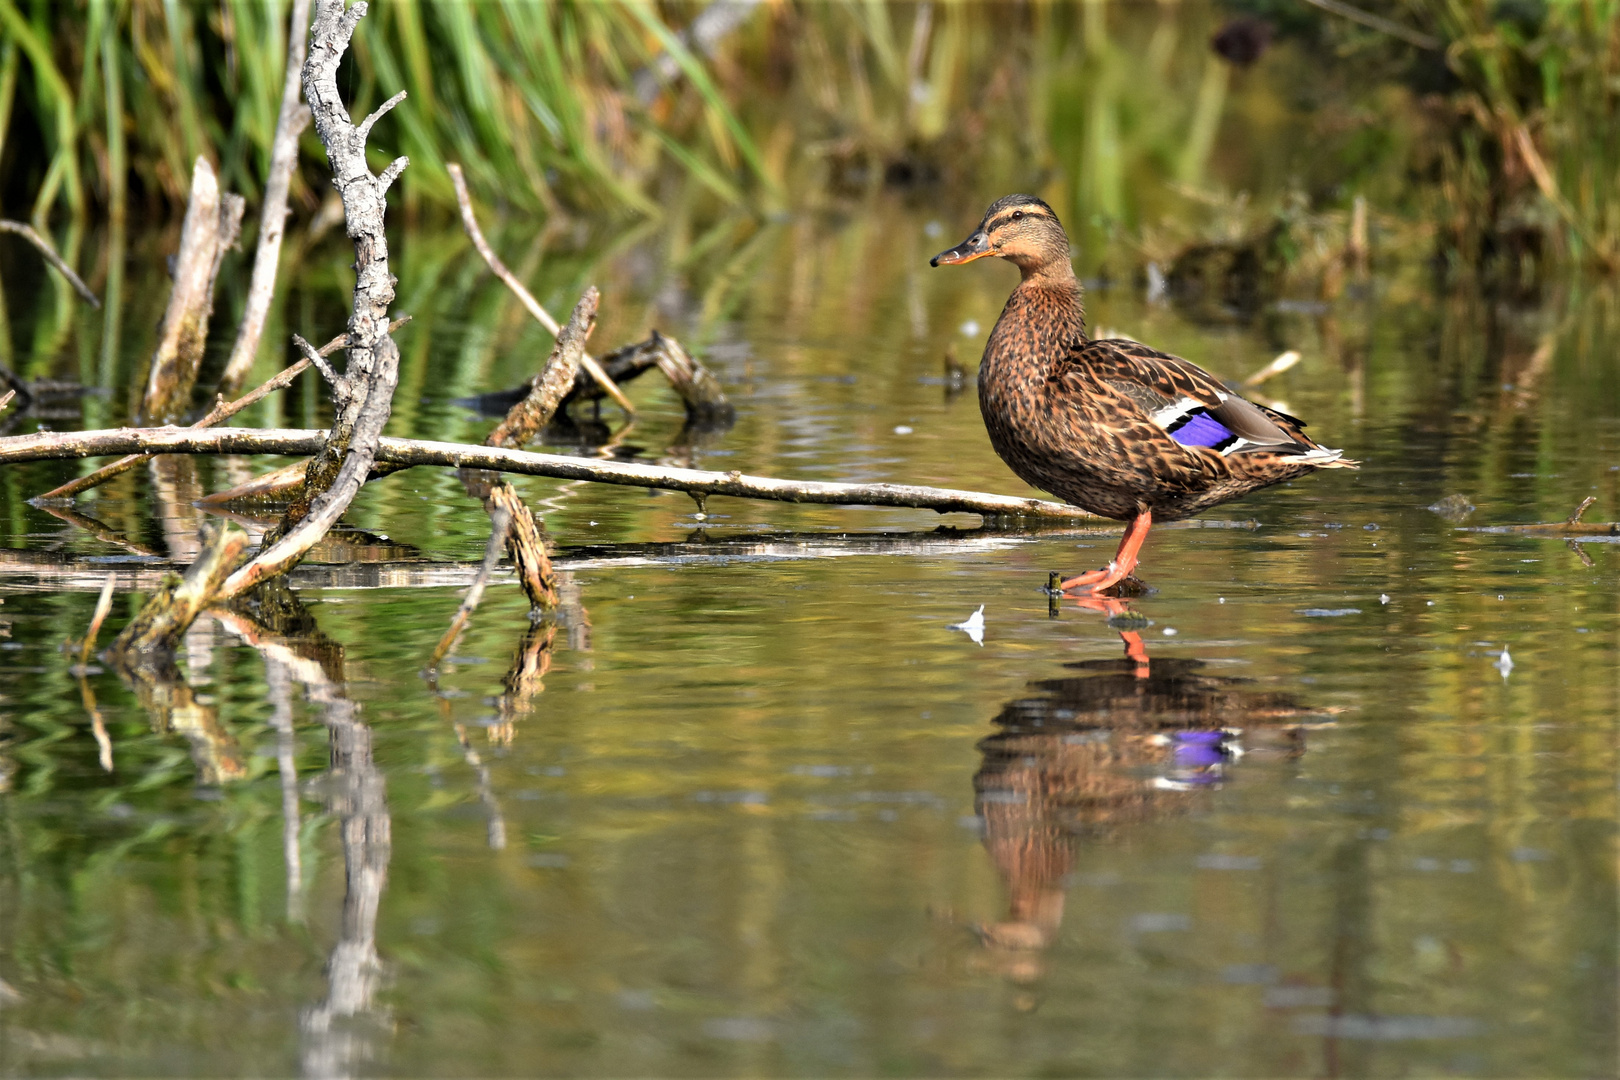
[5,0,1615,278]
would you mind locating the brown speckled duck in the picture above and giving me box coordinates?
[932,194,1357,593]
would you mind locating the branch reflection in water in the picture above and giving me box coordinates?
[213,588,392,1078]
[972,597,1333,983]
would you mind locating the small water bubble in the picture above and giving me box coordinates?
[893,425,913,435]
[1379,594,1390,604]
[1162,627,1177,636]
[959,319,980,337]
[1363,523,1379,531]
[1218,597,1225,603]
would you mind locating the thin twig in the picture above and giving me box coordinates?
[292,333,344,390]
[356,89,406,142]
[0,219,101,307]
[4,425,1100,520]
[0,389,14,415]
[447,162,635,415]
[33,317,408,502]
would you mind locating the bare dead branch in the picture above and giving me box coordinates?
[377,155,408,197]
[111,522,250,658]
[1301,0,1441,50]
[293,332,345,391]
[226,0,407,599]
[490,482,556,610]
[1458,496,1619,536]
[0,389,13,415]
[34,317,408,502]
[141,158,246,423]
[3,425,1098,520]
[356,89,406,142]
[218,0,314,396]
[0,219,100,307]
[486,288,598,448]
[447,162,635,415]
[650,330,734,423]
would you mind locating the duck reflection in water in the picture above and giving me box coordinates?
[972,596,1330,980]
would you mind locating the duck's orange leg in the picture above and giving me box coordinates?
[1059,509,1153,594]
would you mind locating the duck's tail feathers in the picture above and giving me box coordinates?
[1301,447,1359,469]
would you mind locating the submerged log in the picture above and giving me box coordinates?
[650,331,734,424]
[141,157,245,423]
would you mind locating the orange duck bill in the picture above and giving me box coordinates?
[930,230,993,266]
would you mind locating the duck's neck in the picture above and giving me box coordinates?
[983,264,1087,380]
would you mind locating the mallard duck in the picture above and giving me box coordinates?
[932,194,1357,593]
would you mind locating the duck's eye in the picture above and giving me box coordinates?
[1011,210,1024,221]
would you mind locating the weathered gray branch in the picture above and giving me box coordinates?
[227,0,406,599]
[4,425,1097,520]
[140,158,245,423]
[218,0,313,396]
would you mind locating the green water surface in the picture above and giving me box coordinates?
[0,200,1615,1077]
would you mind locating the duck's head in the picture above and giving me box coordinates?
[930,195,1073,279]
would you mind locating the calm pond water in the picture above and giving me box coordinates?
[0,199,1615,1077]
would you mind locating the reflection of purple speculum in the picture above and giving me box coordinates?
[1168,730,1236,785]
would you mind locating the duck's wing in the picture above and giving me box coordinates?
[1066,338,1337,460]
